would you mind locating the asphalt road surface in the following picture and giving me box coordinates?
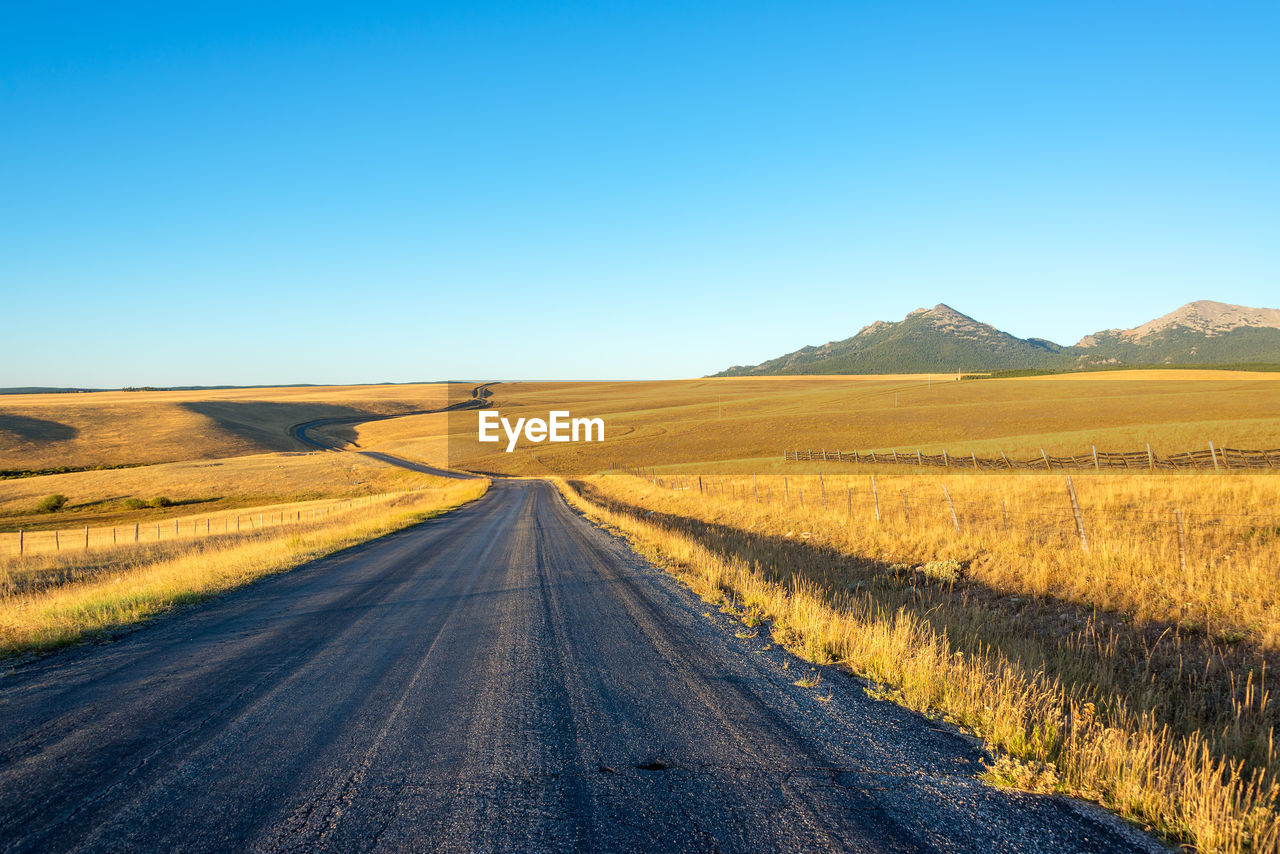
[0,480,1162,852]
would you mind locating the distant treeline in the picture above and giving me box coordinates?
[1,463,152,480]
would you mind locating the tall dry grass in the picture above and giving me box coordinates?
[560,472,1280,853]
[0,479,487,657]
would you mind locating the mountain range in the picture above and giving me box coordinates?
[714,301,1280,376]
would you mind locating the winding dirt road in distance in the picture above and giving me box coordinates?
[0,478,1159,852]
[289,383,490,480]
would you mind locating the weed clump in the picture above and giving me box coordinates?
[148,496,172,508]
[121,498,146,510]
[36,494,67,513]
[921,559,963,583]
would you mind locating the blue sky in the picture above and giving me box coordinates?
[2,1,1277,386]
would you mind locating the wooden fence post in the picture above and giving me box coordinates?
[942,449,949,468]
[1175,509,1188,574]
[971,452,978,471]
[1041,448,1051,470]
[784,477,789,504]
[1092,446,1100,471]
[1065,476,1088,551]
[1209,442,1219,471]
[917,448,922,466]
[84,526,89,550]
[871,476,880,522]
[846,486,852,519]
[892,449,899,464]
[1147,443,1154,471]
[55,530,59,551]
[18,529,23,555]
[134,522,139,542]
[1001,451,1012,470]
[942,484,959,532]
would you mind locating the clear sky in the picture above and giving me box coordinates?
[2,1,1277,386]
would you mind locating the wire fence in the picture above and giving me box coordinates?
[784,444,1280,471]
[5,495,381,557]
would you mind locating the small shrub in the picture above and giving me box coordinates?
[121,498,146,510]
[921,559,963,583]
[36,494,67,513]
[148,496,172,508]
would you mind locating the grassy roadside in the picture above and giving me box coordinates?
[0,479,488,658]
[556,475,1280,854]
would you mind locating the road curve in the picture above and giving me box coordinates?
[0,480,1159,852]
[291,386,490,479]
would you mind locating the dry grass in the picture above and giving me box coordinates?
[334,372,1280,476]
[0,477,487,657]
[0,450,444,532]
[560,472,1280,853]
[325,410,454,468]
[0,383,450,470]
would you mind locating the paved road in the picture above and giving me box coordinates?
[0,480,1160,852]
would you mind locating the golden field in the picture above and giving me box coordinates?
[0,449,444,532]
[0,477,487,657]
[0,383,450,470]
[336,371,1280,475]
[561,471,1280,853]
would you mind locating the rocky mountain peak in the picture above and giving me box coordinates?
[1122,301,1280,341]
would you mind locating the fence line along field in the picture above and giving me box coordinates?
[6,492,383,557]
[562,471,1280,853]
[0,448,440,533]
[785,444,1280,470]
[0,476,488,656]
